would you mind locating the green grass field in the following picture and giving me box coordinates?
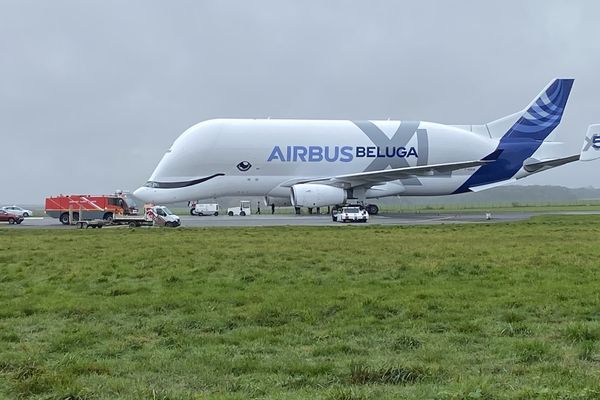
[2,217,600,399]
[378,202,600,214]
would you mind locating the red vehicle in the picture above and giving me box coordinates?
[45,194,137,225]
[0,209,24,224]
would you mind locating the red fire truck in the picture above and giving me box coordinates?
[45,193,138,225]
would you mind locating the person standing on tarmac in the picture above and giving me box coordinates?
[257,202,261,214]
[271,203,275,214]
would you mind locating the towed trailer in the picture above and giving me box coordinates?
[45,194,180,228]
[76,219,105,229]
[112,205,181,228]
[75,206,180,228]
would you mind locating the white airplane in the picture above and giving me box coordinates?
[134,78,600,215]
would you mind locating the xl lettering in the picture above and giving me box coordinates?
[593,135,600,149]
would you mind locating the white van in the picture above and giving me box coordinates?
[190,203,220,216]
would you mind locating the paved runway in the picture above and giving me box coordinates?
[5,210,598,229]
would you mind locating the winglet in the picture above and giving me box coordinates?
[482,149,503,161]
[580,124,600,161]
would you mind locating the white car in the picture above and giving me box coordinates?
[332,206,369,223]
[1,206,33,217]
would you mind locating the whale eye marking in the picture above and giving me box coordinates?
[236,161,252,172]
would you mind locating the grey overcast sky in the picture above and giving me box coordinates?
[0,0,598,204]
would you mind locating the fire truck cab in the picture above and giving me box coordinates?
[45,193,138,225]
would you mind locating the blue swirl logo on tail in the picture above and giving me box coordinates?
[454,78,574,194]
[504,79,574,141]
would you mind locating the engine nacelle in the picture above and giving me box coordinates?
[290,184,346,207]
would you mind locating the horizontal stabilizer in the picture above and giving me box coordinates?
[523,154,580,173]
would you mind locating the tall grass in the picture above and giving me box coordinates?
[1,216,600,398]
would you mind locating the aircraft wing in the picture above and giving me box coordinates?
[282,159,495,188]
[322,160,493,186]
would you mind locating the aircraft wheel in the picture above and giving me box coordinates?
[366,204,379,215]
[60,213,70,225]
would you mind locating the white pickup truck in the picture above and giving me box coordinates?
[112,205,181,227]
[332,206,369,223]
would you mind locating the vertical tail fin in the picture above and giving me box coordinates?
[580,124,600,161]
[502,78,574,141]
[455,79,575,193]
[486,79,574,141]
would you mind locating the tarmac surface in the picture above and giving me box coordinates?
[3,210,600,229]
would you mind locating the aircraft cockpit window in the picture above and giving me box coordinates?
[237,161,252,172]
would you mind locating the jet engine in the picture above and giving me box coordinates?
[290,184,346,207]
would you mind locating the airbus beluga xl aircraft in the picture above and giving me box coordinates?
[134,79,600,214]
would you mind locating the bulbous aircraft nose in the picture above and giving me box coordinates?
[133,185,182,204]
[133,186,153,203]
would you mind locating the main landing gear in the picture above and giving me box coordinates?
[365,204,379,215]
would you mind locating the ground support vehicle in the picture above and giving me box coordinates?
[227,201,251,216]
[190,203,219,216]
[45,193,137,225]
[332,206,369,223]
[112,205,181,227]
[0,210,24,224]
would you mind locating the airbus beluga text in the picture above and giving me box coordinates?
[134,79,600,214]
